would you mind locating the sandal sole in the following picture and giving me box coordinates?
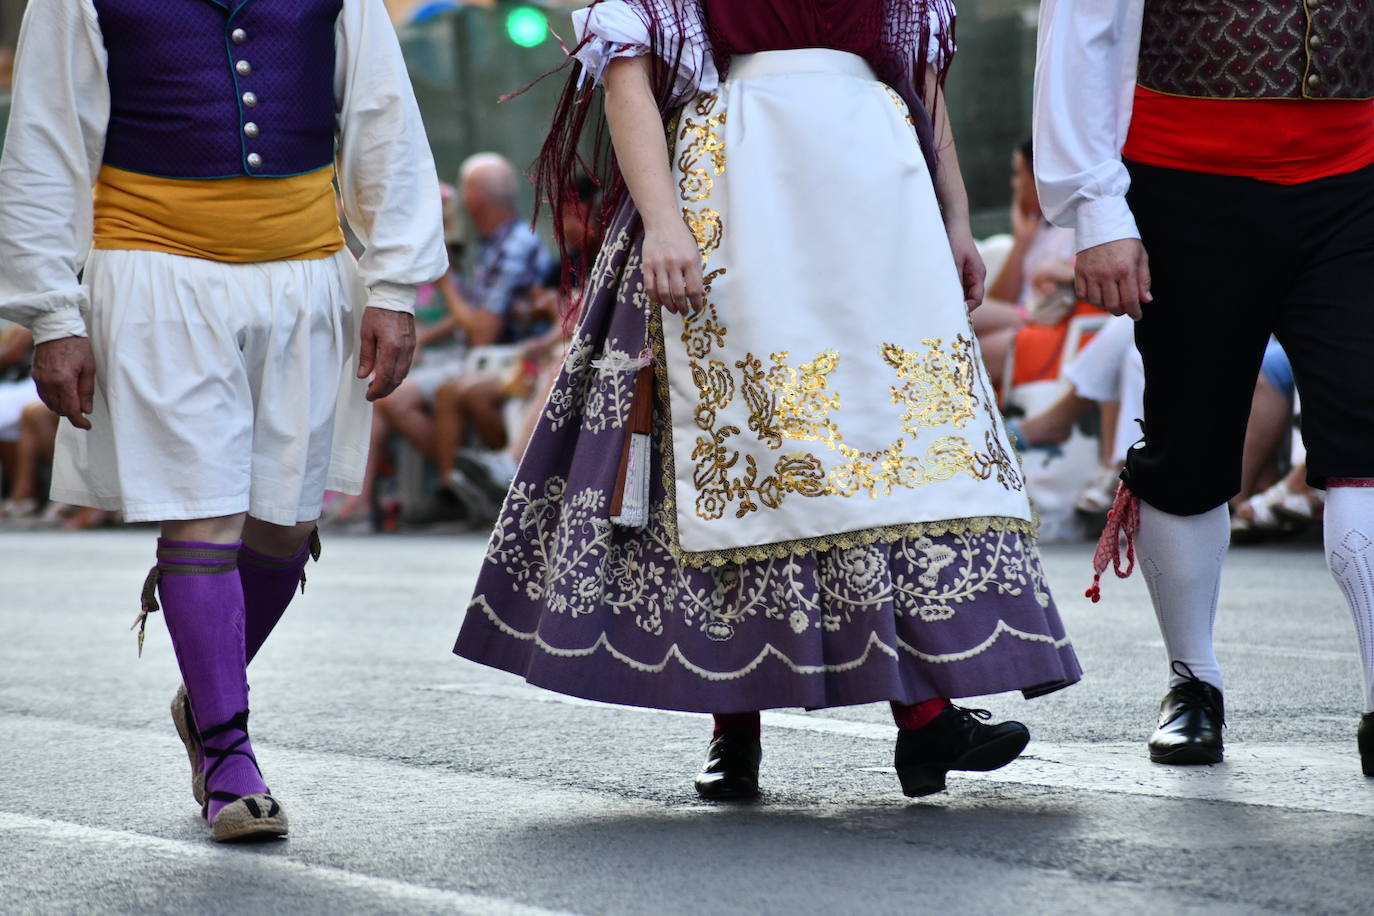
[170,687,207,807]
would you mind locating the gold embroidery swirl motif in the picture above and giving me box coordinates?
[670,93,1024,533]
[882,336,978,433]
[767,349,843,450]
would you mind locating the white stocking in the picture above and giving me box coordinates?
[1135,501,1229,691]
[1324,483,1374,713]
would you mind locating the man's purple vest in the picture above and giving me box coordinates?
[94,0,344,179]
[1139,0,1374,101]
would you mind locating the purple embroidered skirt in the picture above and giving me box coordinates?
[453,195,1081,713]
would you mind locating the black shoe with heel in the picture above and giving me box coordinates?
[894,706,1030,798]
[1148,661,1224,765]
[693,732,762,800]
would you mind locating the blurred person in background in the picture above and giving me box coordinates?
[367,152,552,516]
[0,0,446,841]
[977,137,1076,386]
[431,173,603,519]
[1229,341,1322,541]
[0,319,44,517]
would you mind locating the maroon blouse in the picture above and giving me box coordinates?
[703,0,888,73]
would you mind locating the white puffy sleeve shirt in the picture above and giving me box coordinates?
[0,0,447,342]
[334,0,449,313]
[0,0,107,344]
[571,0,718,103]
[1032,0,1145,253]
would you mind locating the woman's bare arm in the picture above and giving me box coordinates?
[924,70,987,311]
[602,56,704,315]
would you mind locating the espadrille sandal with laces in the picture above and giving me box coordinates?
[199,712,288,843]
[170,686,207,807]
[210,793,288,843]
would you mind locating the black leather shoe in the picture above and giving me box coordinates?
[1359,713,1374,777]
[693,732,762,800]
[1148,662,1224,765]
[894,706,1030,798]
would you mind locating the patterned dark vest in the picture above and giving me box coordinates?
[94,0,344,179]
[1138,0,1374,100]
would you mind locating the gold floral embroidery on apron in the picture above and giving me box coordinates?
[657,88,1032,567]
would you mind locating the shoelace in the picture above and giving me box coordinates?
[948,705,993,722]
[199,709,267,806]
[1168,660,1225,723]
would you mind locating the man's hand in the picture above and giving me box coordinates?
[357,307,416,402]
[1075,238,1152,320]
[33,336,96,430]
[947,228,987,313]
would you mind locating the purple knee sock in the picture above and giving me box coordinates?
[238,531,317,664]
[155,539,269,823]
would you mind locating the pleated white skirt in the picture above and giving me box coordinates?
[51,247,372,525]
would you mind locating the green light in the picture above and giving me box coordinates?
[506,7,548,48]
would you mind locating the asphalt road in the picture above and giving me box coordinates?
[2,528,1372,915]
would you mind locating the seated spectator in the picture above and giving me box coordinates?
[337,152,552,525]
[0,320,112,527]
[1017,313,1140,521]
[0,320,42,516]
[1231,342,1318,541]
[432,278,562,518]
[433,175,603,519]
[978,137,1077,385]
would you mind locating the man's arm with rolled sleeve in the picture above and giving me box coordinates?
[334,0,448,400]
[0,0,109,427]
[1033,0,1153,319]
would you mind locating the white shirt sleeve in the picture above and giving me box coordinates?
[334,0,449,314]
[1032,0,1144,253]
[0,0,108,344]
[570,0,718,100]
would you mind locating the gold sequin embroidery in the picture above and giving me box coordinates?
[671,93,1024,527]
[882,337,979,434]
[767,350,843,450]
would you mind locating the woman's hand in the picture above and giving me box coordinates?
[946,226,987,313]
[602,57,707,317]
[642,220,706,315]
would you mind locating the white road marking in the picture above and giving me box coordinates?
[0,812,577,916]
[1139,640,1357,663]
[425,681,1374,816]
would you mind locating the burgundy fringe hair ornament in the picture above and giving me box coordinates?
[528,0,958,311]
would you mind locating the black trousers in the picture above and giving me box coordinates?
[1123,160,1374,516]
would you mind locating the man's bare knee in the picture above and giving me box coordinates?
[161,514,248,545]
[242,517,318,558]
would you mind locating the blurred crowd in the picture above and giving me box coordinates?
[975,137,1316,545]
[0,139,1318,545]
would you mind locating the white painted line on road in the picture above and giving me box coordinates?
[424,682,890,739]
[426,681,1374,816]
[1139,640,1356,663]
[0,812,579,916]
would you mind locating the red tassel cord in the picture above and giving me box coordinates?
[1085,483,1141,603]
